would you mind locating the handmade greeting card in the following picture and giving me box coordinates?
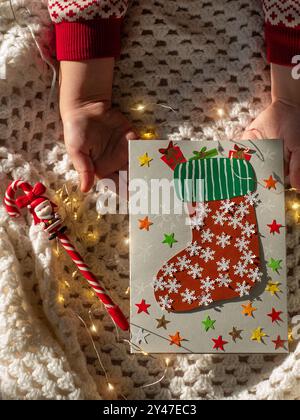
[129,140,288,354]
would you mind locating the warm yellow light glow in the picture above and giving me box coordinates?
[142,351,149,356]
[165,357,170,366]
[107,383,115,391]
[292,201,300,211]
[72,270,78,279]
[64,280,70,288]
[133,103,146,112]
[58,295,65,303]
[124,238,130,245]
[125,287,130,295]
[217,108,225,118]
[90,324,97,333]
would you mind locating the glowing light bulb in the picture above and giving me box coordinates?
[91,324,97,333]
[165,358,170,366]
[58,295,65,303]
[292,202,300,211]
[107,383,115,391]
[125,287,130,295]
[133,103,146,112]
[64,280,70,288]
[142,351,149,356]
[124,238,130,245]
[217,108,225,118]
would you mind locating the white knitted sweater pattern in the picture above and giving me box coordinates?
[0,0,299,400]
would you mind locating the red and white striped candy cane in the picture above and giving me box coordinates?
[3,180,129,332]
[4,180,32,217]
[57,232,129,331]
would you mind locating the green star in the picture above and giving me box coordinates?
[202,316,216,332]
[268,258,282,273]
[162,233,178,248]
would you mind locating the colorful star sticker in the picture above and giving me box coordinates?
[212,336,228,352]
[251,327,267,343]
[268,258,282,273]
[267,308,283,323]
[202,316,216,332]
[242,302,257,318]
[264,175,278,190]
[162,233,178,248]
[135,299,151,315]
[272,336,287,350]
[139,216,153,231]
[267,220,283,235]
[139,153,153,167]
[156,315,170,330]
[229,327,243,343]
[266,281,281,297]
[169,331,183,347]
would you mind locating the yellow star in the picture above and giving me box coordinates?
[266,281,281,296]
[139,153,153,167]
[251,327,267,343]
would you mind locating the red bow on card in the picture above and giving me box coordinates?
[159,141,178,159]
[16,182,46,208]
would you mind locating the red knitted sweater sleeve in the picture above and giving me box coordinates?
[48,1,128,61]
[263,0,300,66]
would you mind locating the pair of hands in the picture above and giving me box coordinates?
[60,61,300,193]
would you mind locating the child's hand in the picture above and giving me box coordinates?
[59,58,137,192]
[242,64,300,190]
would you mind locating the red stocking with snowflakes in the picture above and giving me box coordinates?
[154,143,262,312]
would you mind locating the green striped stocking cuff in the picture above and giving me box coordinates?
[174,158,257,202]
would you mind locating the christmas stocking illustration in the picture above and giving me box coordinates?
[154,142,262,313]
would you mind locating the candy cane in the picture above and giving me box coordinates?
[4,180,129,332]
[4,180,32,217]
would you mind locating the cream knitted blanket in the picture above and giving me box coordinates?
[0,0,299,400]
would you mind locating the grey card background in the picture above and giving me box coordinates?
[129,140,288,354]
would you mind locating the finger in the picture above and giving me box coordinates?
[70,151,95,193]
[242,128,261,141]
[289,148,300,191]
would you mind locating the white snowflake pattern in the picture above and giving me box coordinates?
[201,228,215,243]
[228,214,242,230]
[216,273,232,288]
[200,277,215,293]
[176,255,191,271]
[217,257,230,272]
[200,247,216,263]
[241,221,256,238]
[198,293,213,307]
[233,261,248,277]
[188,263,203,279]
[195,202,212,219]
[236,202,250,218]
[186,241,201,257]
[162,263,177,278]
[235,281,251,297]
[212,210,228,226]
[158,295,173,311]
[241,250,256,266]
[166,279,181,294]
[245,192,261,207]
[153,277,167,292]
[235,236,250,252]
[216,232,231,249]
[220,199,235,214]
[248,267,263,283]
[189,214,205,231]
[181,288,197,305]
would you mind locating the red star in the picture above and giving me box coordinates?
[267,220,283,235]
[264,175,278,190]
[272,336,287,350]
[135,299,151,315]
[268,308,283,323]
[212,336,228,352]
